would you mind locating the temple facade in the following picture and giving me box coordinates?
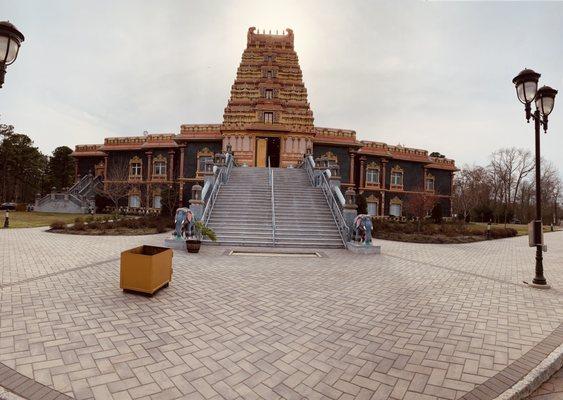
[72,27,457,217]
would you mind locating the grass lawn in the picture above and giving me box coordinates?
[470,222,560,236]
[4,212,110,229]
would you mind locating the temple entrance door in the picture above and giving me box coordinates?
[267,137,280,167]
[256,138,267,167]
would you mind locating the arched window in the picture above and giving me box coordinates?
[152,154,167,177]
[390,165,404,190]
[129,156,142,180]
[196,147,214,177]
[366,194,379,216]
[425,173,435,192]
[366,162,380,187]
[153,196,162,209]
[128,188,141,208]
[389,197,403,217]
[152,188,162,209]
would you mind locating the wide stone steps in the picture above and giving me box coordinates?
[205,167,343,248]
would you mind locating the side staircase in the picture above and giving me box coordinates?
[34,174,101,213]
[206,167,344,248]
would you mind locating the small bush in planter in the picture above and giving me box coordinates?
[185,221,217,253]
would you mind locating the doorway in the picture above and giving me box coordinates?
[256,137,280,167]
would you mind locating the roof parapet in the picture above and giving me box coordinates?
[247,26,294,48]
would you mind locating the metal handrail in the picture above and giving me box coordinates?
[201,154,234,225]
[301,156,349,245]
[69,174,91,195]
[268,157,276,246]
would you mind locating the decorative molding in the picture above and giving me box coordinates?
[197,147,214,158]
[390,196,402,205]
[321,151,338,163]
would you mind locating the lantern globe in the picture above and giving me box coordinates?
[535,85,558,116]
[0,21,25,66]
[512,68,541,104]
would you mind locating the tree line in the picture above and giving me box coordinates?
[453,147,562,225]
[0,123,76,204]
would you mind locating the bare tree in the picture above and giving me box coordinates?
[453,165,490,222]
[405,189,436,231]
[156,183,180,216]
[96,158,133,210]
[489,148,535,225]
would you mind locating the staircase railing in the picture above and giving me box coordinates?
[301,156,349,246]
[201,153,234,225]
[268,157,276,246]
[69,174,92,196]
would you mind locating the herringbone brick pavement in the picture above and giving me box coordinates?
[1,228,562,399]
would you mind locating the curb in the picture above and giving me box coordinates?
[495,343,563,400]
[461,323,563,400]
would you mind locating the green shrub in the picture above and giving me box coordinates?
[50,220,67,230]
[74,217,84,224]
[85,216,94,223]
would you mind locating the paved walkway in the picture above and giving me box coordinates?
[0,228,562,399]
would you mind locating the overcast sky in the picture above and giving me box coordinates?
[1,0,562,174]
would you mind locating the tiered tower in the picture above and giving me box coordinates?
[222,27,315,167]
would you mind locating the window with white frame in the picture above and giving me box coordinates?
[265,89,273,99]
[153,195,162,209]
[264,112,274,123]
[153,161,166,176]
[425,174,435,192]
[366,194,379,216]
[129,195,141,208]
[366,163,380,185]
[196,147,214,174]
[390,203,402,217]
[130,159,142,178]
[390,166,404,188]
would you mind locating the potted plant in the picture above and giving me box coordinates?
[186,221,217,253]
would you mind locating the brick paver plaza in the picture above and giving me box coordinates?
[1,228,562,399]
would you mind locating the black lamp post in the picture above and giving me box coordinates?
[0,21,25,88]
[512,68,558,287]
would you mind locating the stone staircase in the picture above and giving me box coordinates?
[206,167,344,248]
[34,174,102,213]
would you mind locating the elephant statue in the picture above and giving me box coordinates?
[353,214,373,245]
[174,208,192,238]
[180,209,195,239]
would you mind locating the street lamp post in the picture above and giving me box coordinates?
[512,68,558,287]
[0,21,25,88]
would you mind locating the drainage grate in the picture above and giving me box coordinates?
[229,250,322,258]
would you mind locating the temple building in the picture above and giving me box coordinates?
[71,27,457,218]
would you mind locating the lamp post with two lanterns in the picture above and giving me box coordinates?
[512,68,558,288]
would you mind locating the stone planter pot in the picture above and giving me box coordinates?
[186,239,201,253]
[120,245,173,295]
